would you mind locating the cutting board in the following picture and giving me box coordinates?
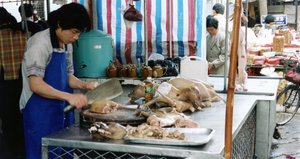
[80,106,146,128]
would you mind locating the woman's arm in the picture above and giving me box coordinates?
[211,36,226,68]
[68,74,98,91]
[29,75,88,108]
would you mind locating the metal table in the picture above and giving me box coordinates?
[42,78,279,159]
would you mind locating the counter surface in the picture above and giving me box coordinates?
[42,78,279,159]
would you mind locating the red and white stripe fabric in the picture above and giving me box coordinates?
[80,0,204,64]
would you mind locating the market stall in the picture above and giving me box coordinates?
[38,1,282,159]
[4,0,279,159]
[247,17,300,77]
[42,77,279,159]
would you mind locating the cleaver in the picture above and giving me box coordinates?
[64,79,123,113]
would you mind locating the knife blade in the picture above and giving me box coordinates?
[64,79,123,112]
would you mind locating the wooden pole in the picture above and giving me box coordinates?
[224,0,242,159]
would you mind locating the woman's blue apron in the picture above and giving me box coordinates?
[23,50,74,159]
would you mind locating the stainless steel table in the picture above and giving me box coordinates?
[42,78,279,159]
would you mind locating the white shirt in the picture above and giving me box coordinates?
[214,14,226,37]
[19,29,74,110]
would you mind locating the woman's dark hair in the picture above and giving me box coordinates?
[48,3,91,48]
[18,3,34,18]
[264,14,275,24]
[0,7,22,31]
[213,3,225,15]
[48,3,91,32]
[206,15,219,29]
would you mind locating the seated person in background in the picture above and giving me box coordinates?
[257,14,276,43]
[0,7,26,159]
[206,15,226,75]
[18,3,45,35]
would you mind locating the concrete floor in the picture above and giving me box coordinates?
[270,114,300,159]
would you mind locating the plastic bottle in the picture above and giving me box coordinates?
[144,77,154,103]
[137,58,142,78]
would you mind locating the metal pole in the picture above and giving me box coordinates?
[295,0,298,31]
[224,0,230,92]
[245,0,249,50]
[168,0,172,58]
[20,0,29,39]
[92,0,98,29]
[46,0,50,19]
[144,0,148,65]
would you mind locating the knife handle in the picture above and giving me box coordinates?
[64,105,75,113]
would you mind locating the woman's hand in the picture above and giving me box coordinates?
[84,81,99,91]
[208,63,214,70]
[68,75,99,91]
[67,93,89,109]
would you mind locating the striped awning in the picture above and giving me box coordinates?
[80,0,204,64]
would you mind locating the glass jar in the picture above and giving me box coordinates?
[279,29,291,44]
[128,64,137,78]
[273,33,284,53]
[142,65,152,78]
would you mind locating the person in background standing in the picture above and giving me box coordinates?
[235,22,248,92]
[33,10,48,30]
[227,4,249,91]
[18,3,45,36]
[212,3,226,36]
[206,15,226,75]
[19,3,98,159]
[0,7,26,159]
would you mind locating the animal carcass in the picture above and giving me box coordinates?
[89,122,127,139]
[168,78,224,107]
[89,100,119,114]
[136,107,199,128]
[136,82,200,112]
[126,123,185,140]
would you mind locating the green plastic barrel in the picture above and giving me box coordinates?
[73,30,113,77]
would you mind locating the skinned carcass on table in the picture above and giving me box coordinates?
[126,123,185,140]
[89,122,127,139]
[158,82,204,109]
[128,84,145,103]
[156,89,197,112]
[89,100,119,114]
[137,82,200,112]
[168,78,224,107]
[129,77,223,112]
[136,107,199,128]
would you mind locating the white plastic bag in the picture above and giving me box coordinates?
[180,56,208,82]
